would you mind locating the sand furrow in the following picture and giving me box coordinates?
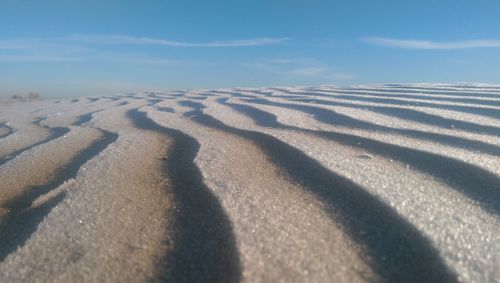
[264,93,500,137]
[284,95,500,134]
[127,109,241,283]
[160,99,458,283]
[38,99,129,128]
[146,105,381,283]
[305,89,500,108]
[239,96,500,169]
[1,84,499,282]
[0,123,14,139]
[0,102,170,282]
[225,99,500,215]
[0,119,69,167]
[361,85,500,97]
[217,89,500,132]
[291,93,500,120]
[0,127,116,261]
[257,87,500,117]
[240,97,500,157]
[363,105,500,137]
[248,88,498,129]
[200,98,500,282]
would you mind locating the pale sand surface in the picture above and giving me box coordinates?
[0,84,499,282]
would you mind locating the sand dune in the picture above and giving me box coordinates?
[0,84,499,282]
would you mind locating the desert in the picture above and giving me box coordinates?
[1,84,499,282]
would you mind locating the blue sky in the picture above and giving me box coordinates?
[1,0,499,97]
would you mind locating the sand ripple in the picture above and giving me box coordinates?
[0,84,499,282]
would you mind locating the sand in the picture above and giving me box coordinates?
[0,84,499,282]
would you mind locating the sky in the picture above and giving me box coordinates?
[1,0,499,97]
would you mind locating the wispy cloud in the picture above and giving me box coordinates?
[68,34,290,47]
[364,37,500,49]
[0,35,289,65]
[0,34,289,57]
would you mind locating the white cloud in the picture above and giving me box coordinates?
[0,34,288,66]
[0,34,288,68]
[364,37,500,49]
[67,34,290,47]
